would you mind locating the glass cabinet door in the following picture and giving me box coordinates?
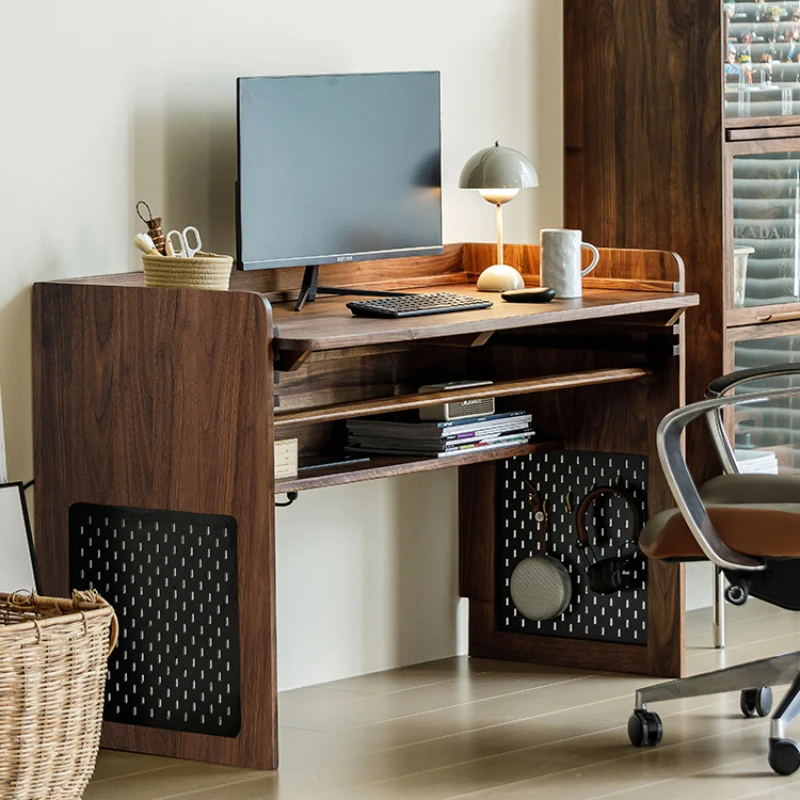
[733,333,800,473]
[732,149,800,307]
[725,1,800,120]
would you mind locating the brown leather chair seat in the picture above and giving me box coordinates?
[640,474,800,560]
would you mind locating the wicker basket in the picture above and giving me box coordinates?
[0,590,118,800]
[142,252,233,290]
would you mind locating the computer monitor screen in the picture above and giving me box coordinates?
[236,71,443,271]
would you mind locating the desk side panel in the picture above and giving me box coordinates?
[32,283,277,769]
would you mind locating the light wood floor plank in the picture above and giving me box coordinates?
[90,751,179,783]
[83,762,261,800]
[430,715,772,800]
[591,754,800,800]
[280,666,591,732]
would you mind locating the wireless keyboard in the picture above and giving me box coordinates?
[347,292,493,319]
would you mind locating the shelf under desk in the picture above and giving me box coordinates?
[276,440,564,493]
[274,366,651,426]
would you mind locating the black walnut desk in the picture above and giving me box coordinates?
[32,243,698,769]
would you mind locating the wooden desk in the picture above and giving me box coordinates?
[32,243,697,770]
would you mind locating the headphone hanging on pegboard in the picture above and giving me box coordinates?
[497,450,648,645]
[574,485,644,595]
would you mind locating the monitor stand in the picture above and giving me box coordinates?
[294,265,408,312]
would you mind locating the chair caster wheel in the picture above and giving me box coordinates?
[740,687,772,718]
[725,583,749,606]
[769,738,800,775]
[627,710,663,747]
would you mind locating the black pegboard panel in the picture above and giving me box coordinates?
[69,504,241,737]
[498,450,648,645]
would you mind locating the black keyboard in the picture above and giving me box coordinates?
[347,292,493,319]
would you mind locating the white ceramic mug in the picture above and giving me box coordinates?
[540,229,601,298]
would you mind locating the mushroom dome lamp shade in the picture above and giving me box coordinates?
[459,142,539,291]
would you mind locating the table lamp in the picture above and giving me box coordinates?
[459,142,539,291]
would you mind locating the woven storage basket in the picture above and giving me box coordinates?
[0,590,117,800]
[142,252,233,290]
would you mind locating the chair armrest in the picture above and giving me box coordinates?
[706,363,800,399]
[659,386,800,571]
[704,364,800,475]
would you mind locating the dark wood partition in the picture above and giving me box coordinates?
[562,0,724,484]
[33,285,277,769]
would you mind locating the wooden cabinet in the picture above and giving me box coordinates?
[565,0,800,479]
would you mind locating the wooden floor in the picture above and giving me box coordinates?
[86,600,800,800]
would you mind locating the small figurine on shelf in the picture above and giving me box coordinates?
[725,44,742,76]
[766,21,781,47]
[738,33,755,82]
[788,35,800,62]
[724,1,738,46]
[724,0,736,34]
[765,4,787,21]
[790,7,800,39]
[761,51,775,82]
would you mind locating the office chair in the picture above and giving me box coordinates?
[628,364,800,775]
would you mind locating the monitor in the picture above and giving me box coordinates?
[236,71,443,283]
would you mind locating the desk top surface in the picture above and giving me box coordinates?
[271,283,699,352]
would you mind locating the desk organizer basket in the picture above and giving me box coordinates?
[142,252,233,290]
[0,590,118,800]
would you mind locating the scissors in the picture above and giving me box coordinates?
[166,226,202,258]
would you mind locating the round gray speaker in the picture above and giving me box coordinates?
[510,556,573,621]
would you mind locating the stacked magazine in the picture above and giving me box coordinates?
[735,448,779,475]
[346,411,534,458]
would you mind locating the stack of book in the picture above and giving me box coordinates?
[345,411,534,458]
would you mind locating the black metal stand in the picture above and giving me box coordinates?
[293,265,409,311]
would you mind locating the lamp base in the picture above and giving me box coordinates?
[476,264,525,292]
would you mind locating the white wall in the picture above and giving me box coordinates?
[686,562,714,611]
[1,0,564,690]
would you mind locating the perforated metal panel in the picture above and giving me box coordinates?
[69,504,241,737]
[497,450,648,645]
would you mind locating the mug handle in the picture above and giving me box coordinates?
[581,243,600,277]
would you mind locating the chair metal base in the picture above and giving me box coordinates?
[713,566,725,649]
[632,651,800,774]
